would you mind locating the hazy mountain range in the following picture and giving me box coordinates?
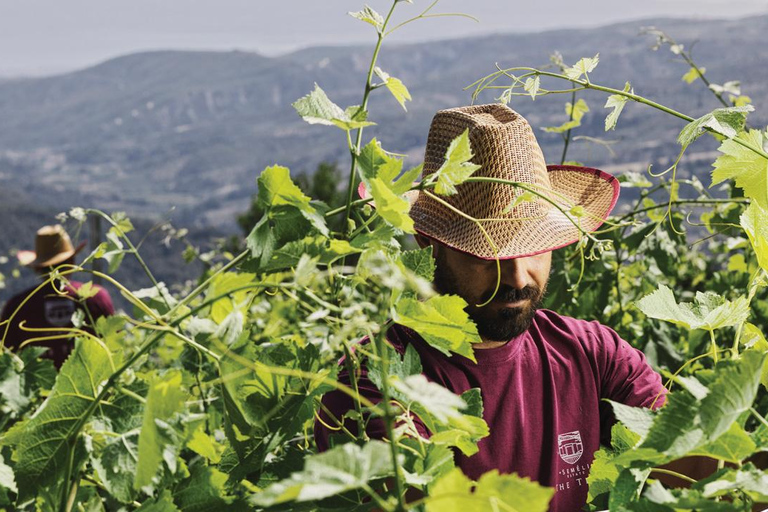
[1,14,765,301]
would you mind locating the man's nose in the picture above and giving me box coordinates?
[500,257,530,289]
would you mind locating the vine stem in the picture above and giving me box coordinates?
[371,321,407,511]
[343,1,399,237]
[560,87,577,165]
[86,209,171,311]
[476,67,768,161]
[649,468,697,484]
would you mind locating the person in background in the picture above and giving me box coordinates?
[0,224,114,368]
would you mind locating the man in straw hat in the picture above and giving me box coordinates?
[0,224,114,368]
[315,104,666,511]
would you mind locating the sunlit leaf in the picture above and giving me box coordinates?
[432,129,481,195]
[711,129,768,209]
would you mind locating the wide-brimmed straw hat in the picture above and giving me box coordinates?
[16,225,86,269]
[375,104,620,259]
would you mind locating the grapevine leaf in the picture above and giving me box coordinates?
[604,82,632,131]
[711,129,768,209]
[8,337,117,501]
[136,490,180,512]
[740,203,768,273]
[433,129,482,196]
[0,455,16,494]
[543,98,589,133]
[375,67,412,111]
[92,433,139,504]
[691,423,756,463]
[249,441,398,506]
[609,468,650,509]
[395,295,482,362]
[587,448,618,502]
[636,284,749,331]
[400,246,436,281]
[369,177,415,233]
[697,464,768,502]
[524,76,540,100]
[292,83,346,125]
[682,66,705,84]
[173,463,239,512]
[698,349,766,441]
[428,413,489,456]
[608,400,655,439]
[740,323,768,389]
[348,5,384,32]
[678,105,753,149]
[367,343,422,401]
[564,54,599,80]
[257,165,329,237]
[425,468,553,512]
[710,81,741,96]
[390,374,466,423]
[135,370,188,489]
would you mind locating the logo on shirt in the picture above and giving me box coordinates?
[44,299,76,327]
[557,430,583,464]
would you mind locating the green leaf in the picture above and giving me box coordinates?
[608,400,655,439]
[692,422,756,463]
[395,295,482,362]
[740,203,768,273]
[544,98,589,133]
[135,370,188,489]
[711,129,768,209]
[136,490,180,512]
[0,455,17,495]
[375,67,412,111]
[369,177,415,233]
[426,468,553,512]
[249,441,397,506]
[390,374,466,423]
[292,83,346,126]
[698,349,766,441]
[697,464,768,502]
[92,433,139,503]
[587,448,619,502]
[524,76,540,100]
[9,337,117,501]
[682,66,705,84]
[173,464,238,512]
[432,129,482,196]
[428,414,489,456]
[636,284,750,331]
[400,247,436,281]
[257,165,328,236]
[186,426,224,464]
[348,5,384,32]
[564,54,599,80]
[605,82,632,131]
[678,106,753,149]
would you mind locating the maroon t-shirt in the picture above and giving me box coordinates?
[1,280,115,368]
[315,309,665,512]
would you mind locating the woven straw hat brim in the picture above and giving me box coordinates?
[18,241,86,268]
[362,164,619,260]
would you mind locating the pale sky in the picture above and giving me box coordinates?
[1,0,767,76]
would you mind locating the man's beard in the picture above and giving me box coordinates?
[433,254,546,342]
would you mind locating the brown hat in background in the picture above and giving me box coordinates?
[17,225,86,269]
[399,104,620,259]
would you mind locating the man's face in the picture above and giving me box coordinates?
[422,237,551,342]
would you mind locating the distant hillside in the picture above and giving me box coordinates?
[1,15,765,232]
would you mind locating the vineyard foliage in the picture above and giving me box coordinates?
[2,2,768,511]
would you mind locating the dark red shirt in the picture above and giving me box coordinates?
[315,309,665,512]
[1,280,114,367]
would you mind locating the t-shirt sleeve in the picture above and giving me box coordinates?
[589,323,667,444]
[314,344,430,452]
[86,286,115,318]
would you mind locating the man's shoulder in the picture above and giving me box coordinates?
[532,309,622,348]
